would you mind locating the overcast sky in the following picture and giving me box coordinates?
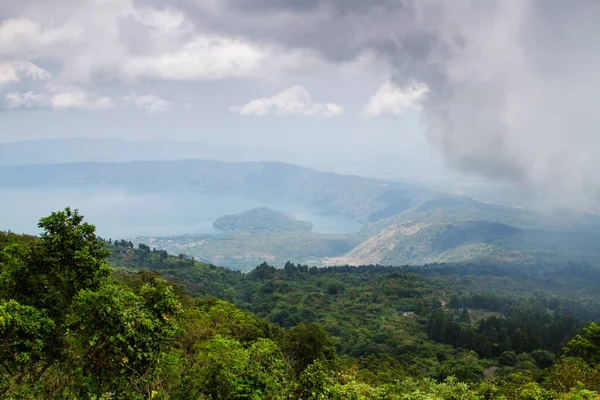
[1,0,599,206]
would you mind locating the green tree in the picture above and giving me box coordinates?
[67,277,181,396]
[296,361,333,400]
[0,208,112,389]
[0,300,55,381]
[458,308,472,324]
[563,322,600,367]
[281,323,336,376]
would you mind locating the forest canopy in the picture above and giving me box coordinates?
[1,208,599,399]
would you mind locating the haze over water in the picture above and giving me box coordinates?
[0,187,361,238]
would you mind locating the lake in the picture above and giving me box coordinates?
[0,187,362,238]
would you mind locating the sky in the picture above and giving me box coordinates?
[1,0,600,207]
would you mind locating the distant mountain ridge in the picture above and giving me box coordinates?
[0,138,246,166]
[0,159,431,222]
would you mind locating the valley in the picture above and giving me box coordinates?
[3,159,600,271]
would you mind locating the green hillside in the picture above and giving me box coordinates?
[325,195,600,266]
[2,209,600,398]
[130,231,358,271]
[136,195,600,270]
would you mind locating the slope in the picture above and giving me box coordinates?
[326,195,600,266]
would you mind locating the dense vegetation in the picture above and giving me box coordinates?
[213,207,313,233]
[132,231,356,271]
[2,209,600,398]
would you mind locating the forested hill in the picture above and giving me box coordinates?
[2,210,600,398]
[213,207,314,233]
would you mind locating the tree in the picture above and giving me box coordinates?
[0,300,55,380]
[67,277,182,396]
[0,208,112,387]
[563,322,600,368]
[280,323,335,376]
[184,336,288,399]
[458,308,472,324]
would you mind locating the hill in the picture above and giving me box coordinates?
[129,231,357,271]
[2,209,600,398]
[0,138,245,166]
[5,161,600,267]
[0,159,431,223]
[213,207,313,233]
[325,195,600,266]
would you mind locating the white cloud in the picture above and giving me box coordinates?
[4,84,113,110]
[0,2,331,85]
[49,85,114,110]
[130,7,186,35]
[124,92,170,113]
[363,81,429,117]
[4,91,46,108]
[0,60,51,85]
[230,85,344,117]
[120,35,267,82]
[117,34,324,83]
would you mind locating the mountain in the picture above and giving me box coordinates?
[0,159,431,222]
[0,138,443,184]
[325,195,600,266]
[0,138,246,166]
[213,207,313,233]
[4,159,600,268]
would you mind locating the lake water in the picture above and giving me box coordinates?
[0,187,362,238]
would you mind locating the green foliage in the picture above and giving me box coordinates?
[35,207,112,303]
[0,300,55,376]
[182,336,288,399]
[0,209,184,398]
[296,361,333,400]
[2,209,600,398]
[564,322,600,367]
[384,376,481,399]
[107,244,243,299]
[136,231,357,272]
[281,323,336,376]
[67,279,181,395]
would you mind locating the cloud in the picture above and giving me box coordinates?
[230,85,343,117]
[4,91,46,108]
[0,60,52,85]
[120,35,269,82]
[0,0,331,84]
[124,92,170,113]
[199,0,600,207]
[50,85,114,110]
[175,0,415,63]
[363,81,428,117]
[379,1,600,207]
[4,84,113,110]
[2,0,600,208]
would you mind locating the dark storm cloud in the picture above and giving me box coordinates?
[174,0,600,206]
[172,0,424,61]
[224,0,406,14]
